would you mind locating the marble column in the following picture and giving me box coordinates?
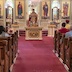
[4,0,6,27]
[50,0,52,21]
[70,0,72,25]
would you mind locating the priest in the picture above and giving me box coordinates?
[29,9,38,27]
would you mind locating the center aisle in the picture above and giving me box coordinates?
[12,36,67,72]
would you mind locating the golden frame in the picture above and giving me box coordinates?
[15,0,25,19]
[0,0,4,19]
[41,1,50,19]
[62,1,70,18]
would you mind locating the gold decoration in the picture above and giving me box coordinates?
[28,30,39,38]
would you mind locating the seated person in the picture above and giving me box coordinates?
[8,26,14,34]
[65,20,70,29]
[58,22,69,33]
[65,25,72,38]
[0,26,10,37]
[29,9,38,26]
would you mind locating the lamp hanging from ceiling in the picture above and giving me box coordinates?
[29,0,42,7]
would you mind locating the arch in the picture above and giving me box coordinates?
[52,0,60,21]
[5,0,13,8]
[5,0,13,24]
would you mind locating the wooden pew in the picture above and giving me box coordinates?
[54,30,72,71]
[14,31,18,56]
[60,35,68,63]
[11,33,17,61]
[0,37,13,70]
[54,30,57,53]
[56,32,62,57]
[8,30,18,54]
[54,30,63,57]
[11,31,18,62]
[0,31,18,71]
[0,40,9,72]
[65,37,72,72]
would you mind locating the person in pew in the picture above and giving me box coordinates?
[8,24,14,34]
[65,25,72,38]
[0,26,10,37]
[58,22,69,33]
[65,20,70,29]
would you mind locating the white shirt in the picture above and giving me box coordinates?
[0,32,10,37]
[65,31,72,38]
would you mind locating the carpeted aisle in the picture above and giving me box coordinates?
[12,36,67,72]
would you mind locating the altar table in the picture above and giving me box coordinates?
[25,27,42,40]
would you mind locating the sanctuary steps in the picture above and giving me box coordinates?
[19,30,48,36]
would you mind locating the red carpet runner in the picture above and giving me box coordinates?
[12,36,67,72]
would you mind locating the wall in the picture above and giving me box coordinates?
[0,0,72,30]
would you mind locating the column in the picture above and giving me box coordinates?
[50,0,52,21]
[70,0,72,24]
[4,0,6,27]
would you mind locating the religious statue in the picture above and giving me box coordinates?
[17,2,23,18]
[63,2,68,16]
[28,9,38,27]
[43,2,48,17]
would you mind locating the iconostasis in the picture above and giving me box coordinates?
[0,0,71,27]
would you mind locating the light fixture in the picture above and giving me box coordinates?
[29,0,41,7]
[5,0,13,8]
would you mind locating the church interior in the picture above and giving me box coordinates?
[0,0,72,72]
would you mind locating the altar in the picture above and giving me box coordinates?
[25,27,42,40]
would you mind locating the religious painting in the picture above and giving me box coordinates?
[41,1,50,19]
[62,1,70,19]
[15,0,25,19]
[0,0,4,19]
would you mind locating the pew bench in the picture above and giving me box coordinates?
[0,40,9,72]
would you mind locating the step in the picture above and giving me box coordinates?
[19,30,48,36]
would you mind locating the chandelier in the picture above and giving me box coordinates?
[29,0,41,7]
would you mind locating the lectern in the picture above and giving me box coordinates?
[48,24,56,37]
